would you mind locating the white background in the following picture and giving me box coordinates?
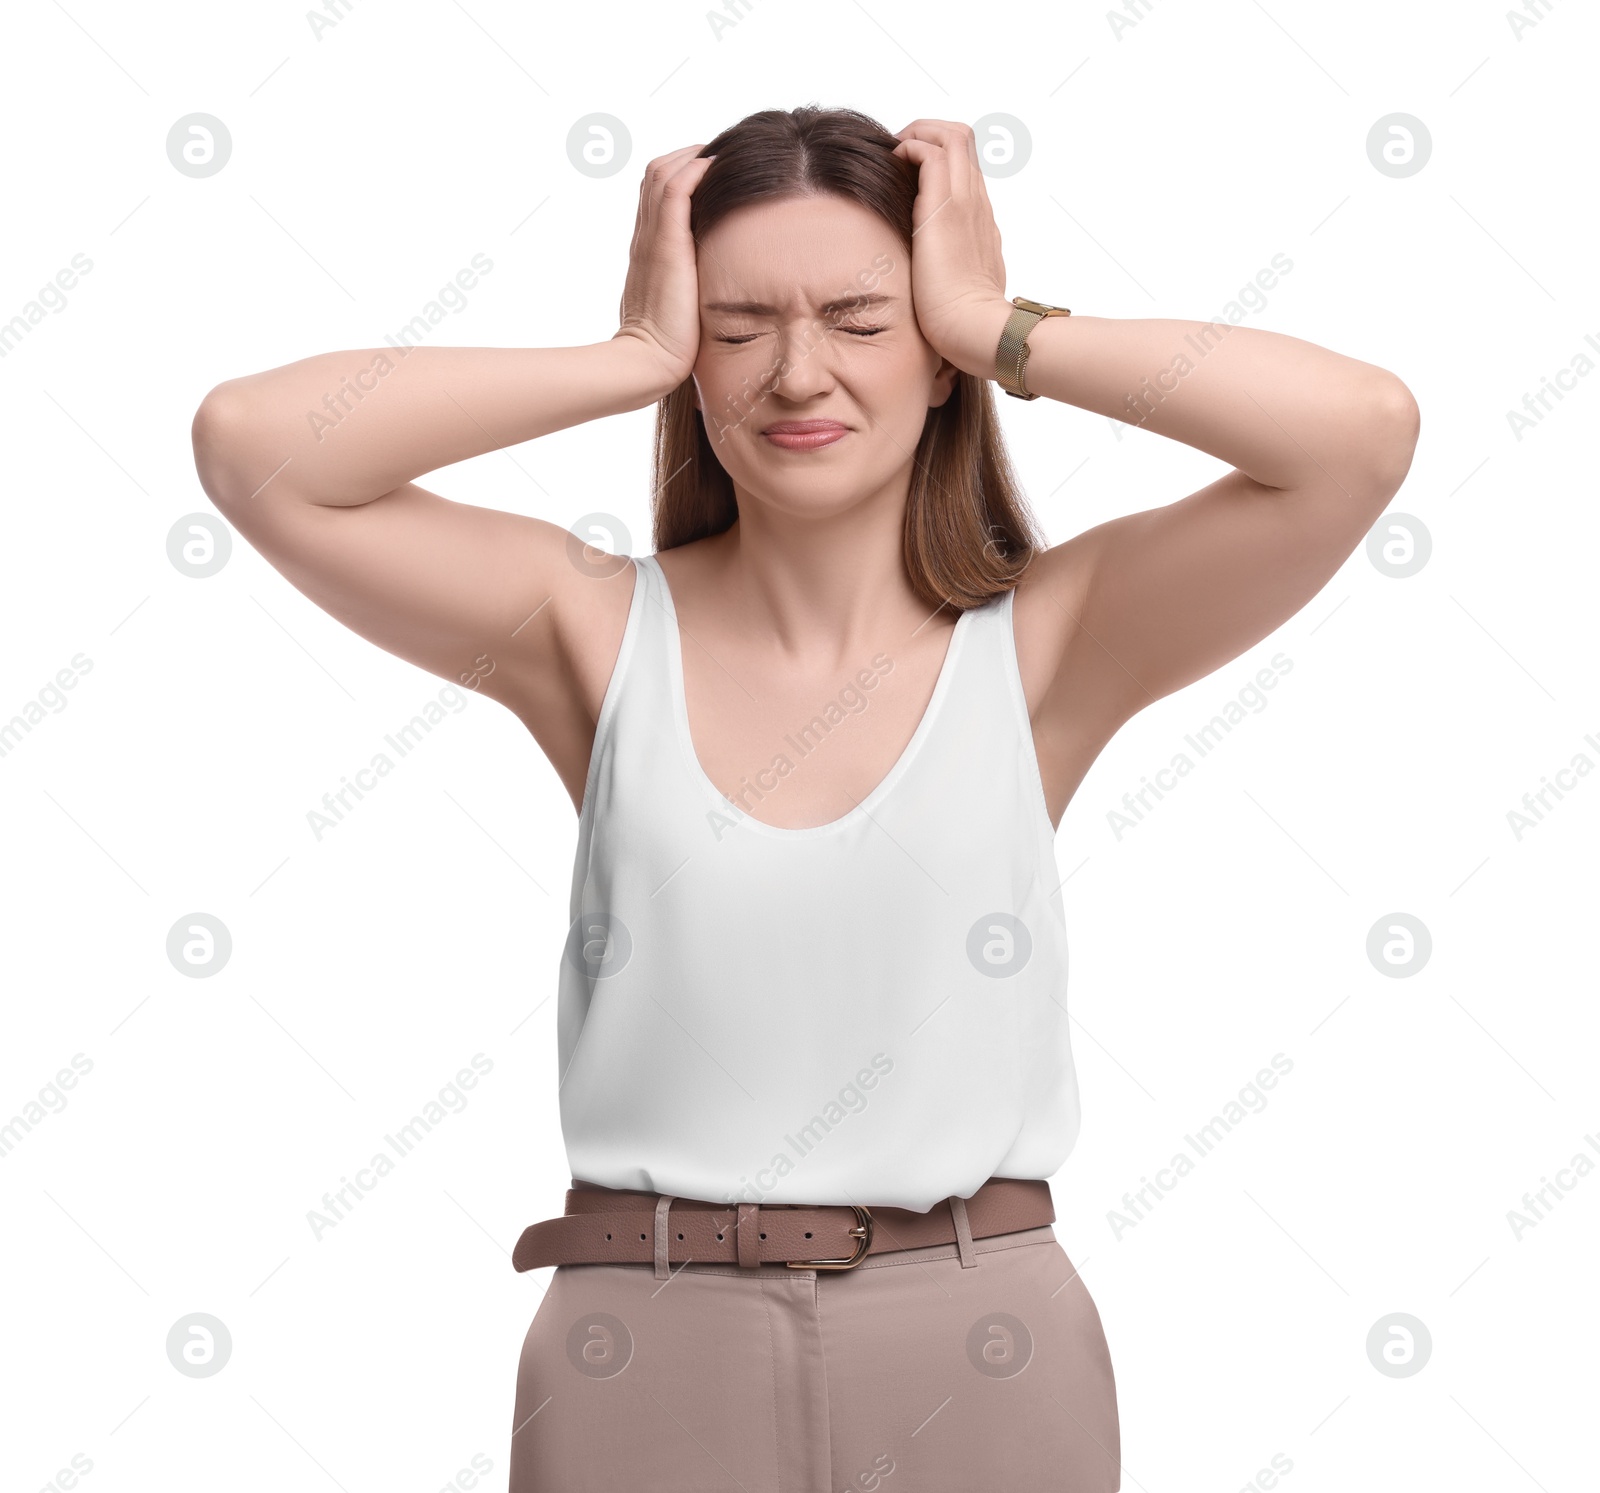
[2,1,1596,1490]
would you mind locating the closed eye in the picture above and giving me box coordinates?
[716,325,886,344]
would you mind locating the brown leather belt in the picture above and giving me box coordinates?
[511,1175,1054,1272]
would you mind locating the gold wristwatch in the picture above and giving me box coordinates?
[995,296,1072,400]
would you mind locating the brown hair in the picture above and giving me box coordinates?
[649,104,1046,612]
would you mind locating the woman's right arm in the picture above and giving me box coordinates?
[189,340,673,805]
[191,338,678,513]
[189,146,714,807]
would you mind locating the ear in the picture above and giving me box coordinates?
[928,355,960,410]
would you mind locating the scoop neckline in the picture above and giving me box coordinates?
[644,553,976,840]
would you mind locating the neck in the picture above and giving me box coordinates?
[699,485,946,660]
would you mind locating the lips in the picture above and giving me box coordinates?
[761,419,850,450]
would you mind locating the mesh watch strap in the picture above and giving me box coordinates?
[995,299,1071,401]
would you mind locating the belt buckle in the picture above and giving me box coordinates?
[784,1204,874,1269]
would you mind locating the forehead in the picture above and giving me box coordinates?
[696,194,904,310]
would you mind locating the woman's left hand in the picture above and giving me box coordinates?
[891,120,1014,376]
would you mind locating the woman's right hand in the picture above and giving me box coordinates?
[612,145,715,393]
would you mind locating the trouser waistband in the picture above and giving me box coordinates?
[511,1175,1054,1276]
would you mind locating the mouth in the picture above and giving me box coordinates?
[761,419,850,451]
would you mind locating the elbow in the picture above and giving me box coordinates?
[191,380,252,508]
[1354,373,1421,500]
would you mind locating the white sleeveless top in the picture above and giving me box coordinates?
[556,553,1082,1215]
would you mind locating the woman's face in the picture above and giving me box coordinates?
[690,193,958,522]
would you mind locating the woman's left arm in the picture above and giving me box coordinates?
[894,120,1421,726]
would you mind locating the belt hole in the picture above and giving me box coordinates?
[639,1233,646,1240]
[604,1232,612,1240]
[676,1232,684,1240]
[759,1232,766,1239]
[804,1231,813,1239]
[716,1232,724,1240]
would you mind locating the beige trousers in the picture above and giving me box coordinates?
[507,1217,1121,1492]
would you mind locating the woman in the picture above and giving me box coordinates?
[192,106,1419,1491]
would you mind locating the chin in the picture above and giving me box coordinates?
[748,475,875,517]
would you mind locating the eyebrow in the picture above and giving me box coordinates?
[703,292,898,315]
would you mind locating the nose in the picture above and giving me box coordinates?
[764,320,835,403]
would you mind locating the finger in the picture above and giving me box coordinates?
[892,135,945,186]
[641,145,708,199]
[666,151,716,183]
[640,146,700,188]
[893,136,944,164]
[659,154,716,217]
[893,119,957,141]
[898,122,976,200]
[964,125,996,208]
[892,135,952,213]
[636,151,710,244]
[644,145,707,184]
[936,121,978,196]
[894,120,970,156]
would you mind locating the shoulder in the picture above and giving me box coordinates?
[650,532,724,590]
